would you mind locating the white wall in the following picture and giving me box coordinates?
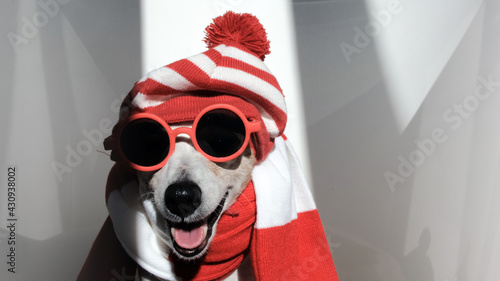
[293,0,500,280]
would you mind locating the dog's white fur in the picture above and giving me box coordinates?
[136,130,257,281]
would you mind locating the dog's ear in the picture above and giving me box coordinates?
[250,134,274,163]
[249,135,259,160]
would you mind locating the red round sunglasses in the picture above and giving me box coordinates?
[104,104,262,172]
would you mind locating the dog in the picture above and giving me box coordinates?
[78,11,338,281]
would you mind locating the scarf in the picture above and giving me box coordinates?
[78,137,339,280]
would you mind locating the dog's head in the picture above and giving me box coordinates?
[104,97,266,260]
[136,122,257,260]
[104,93,274,260]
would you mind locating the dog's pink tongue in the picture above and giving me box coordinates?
[173,224,207,249]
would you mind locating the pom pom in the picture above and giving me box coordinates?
[204,11,270,61]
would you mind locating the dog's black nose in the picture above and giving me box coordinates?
[164,181,202,219]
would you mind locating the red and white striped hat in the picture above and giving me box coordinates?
[116,11,287,161]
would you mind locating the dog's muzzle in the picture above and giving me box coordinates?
[164,181,227,257]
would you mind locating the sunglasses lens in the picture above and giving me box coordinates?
[120,119,170,167]
[196,109,246,159]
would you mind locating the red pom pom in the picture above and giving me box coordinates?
[204,11,270,61]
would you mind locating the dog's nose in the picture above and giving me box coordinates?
[164,181,202,219]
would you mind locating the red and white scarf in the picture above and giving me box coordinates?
[79,137,338,280]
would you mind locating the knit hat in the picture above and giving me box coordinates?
[112,11,287,162]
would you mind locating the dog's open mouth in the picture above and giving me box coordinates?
[167,192,228,258]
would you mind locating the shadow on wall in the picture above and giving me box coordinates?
[292,0,417,279]
[0,0,19,180]
[401,228,434,281]
[0,0,141,280]
[39,0,143,233]
[293,0,500,280]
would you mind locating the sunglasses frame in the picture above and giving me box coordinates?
[111,104,262,172]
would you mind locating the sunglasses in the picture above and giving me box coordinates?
[105,104,262,171]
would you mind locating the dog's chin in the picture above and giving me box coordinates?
[164,192,228,260]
